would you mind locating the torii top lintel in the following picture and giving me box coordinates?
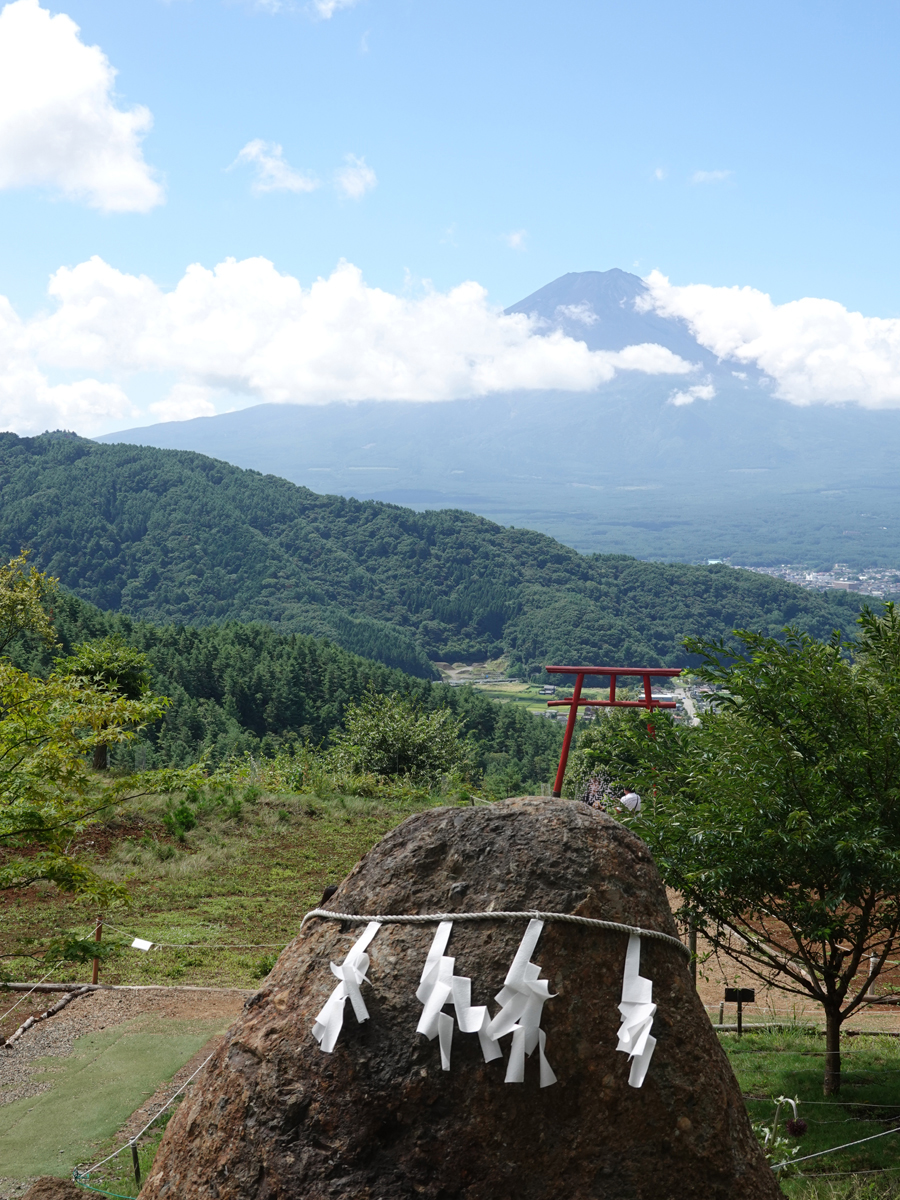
[544,665,682,799]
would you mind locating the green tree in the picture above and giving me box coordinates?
[0,557,201,910]
[564,707,648,801]
[57,636,153,769]
[0,658,169,903]
[594,605,900,1095]
[330,690,468,785]
[0,549,57,656]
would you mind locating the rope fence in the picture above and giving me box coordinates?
[101,920,287,950]
[0,961,64,1025]
[773,1123,900,1171]
[72,1051,215,1194]
[1,907,895,1189]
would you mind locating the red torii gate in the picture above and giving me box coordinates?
[545,665,682,798]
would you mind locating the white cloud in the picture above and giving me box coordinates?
[0,0,163,212]
[0,289,136,434]
[311,0,359,16]
[334,153,376,199]
[233,140,319,194]
[555,302,598,326]
[691,169,733,184]
[640,270,900,408]
[654,167,666,181]
[502,230,527,251]
[668,383,716,407]
[149,383,217,423]
[0,255,695,432]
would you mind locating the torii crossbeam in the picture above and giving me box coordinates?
[545,665,682,798]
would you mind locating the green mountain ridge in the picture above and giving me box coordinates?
[0,432,866,678]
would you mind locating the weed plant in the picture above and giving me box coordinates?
[724,1028,900,1190]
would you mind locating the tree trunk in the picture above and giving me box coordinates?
[823,1005,842,1095]
[93,742,108,771]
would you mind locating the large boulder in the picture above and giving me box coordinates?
[141,798,780,1199]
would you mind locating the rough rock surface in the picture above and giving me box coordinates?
[20,1177,85,1200]
[141,798,780,1199]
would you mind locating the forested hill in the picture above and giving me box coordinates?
[7,589,563,787]
[0,432,865,677]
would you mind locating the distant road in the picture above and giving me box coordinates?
[676,686,700,725]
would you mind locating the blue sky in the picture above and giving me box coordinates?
[2,0,900,433]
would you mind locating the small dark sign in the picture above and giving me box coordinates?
[724,988,755,1003]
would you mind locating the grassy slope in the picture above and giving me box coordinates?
[729,1029,900,1188]
[1,788,445,989]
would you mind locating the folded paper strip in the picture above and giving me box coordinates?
[485,918,557,1087]
[616,933,657,1088]
[312,920,382,1054]
[310,916,659,1091]
[131,937,153,951]
[415,921,502,1070]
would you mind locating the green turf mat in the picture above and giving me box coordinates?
[0,1017,227,1179]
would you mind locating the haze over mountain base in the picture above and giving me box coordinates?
[97,270,900,569]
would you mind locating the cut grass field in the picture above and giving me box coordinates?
[0,1018,225,1182]
[4,785,900,1197]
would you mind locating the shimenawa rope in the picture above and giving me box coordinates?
[301,908,691,958]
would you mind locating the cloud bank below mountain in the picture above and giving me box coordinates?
[0,257,692,434]
[5,257,900,437]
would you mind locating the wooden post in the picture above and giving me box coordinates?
[131,1140,142,1188]
[91,918,102,986]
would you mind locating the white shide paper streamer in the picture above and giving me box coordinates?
[616,934,657,1088]
[312,920,382,1053]
[309,915,663,1090]
[415,921,502,1070]
[131,938,153,951]
[485,918,557,1087]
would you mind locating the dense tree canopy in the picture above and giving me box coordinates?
[330,691,469,785]
[0,560,186,907]
[7,588,564,788]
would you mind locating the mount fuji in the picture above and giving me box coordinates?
[97,270,900,568]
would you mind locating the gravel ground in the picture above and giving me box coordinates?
[0,987,249,1200]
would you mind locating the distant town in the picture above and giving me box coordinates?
[728,562,900,598]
